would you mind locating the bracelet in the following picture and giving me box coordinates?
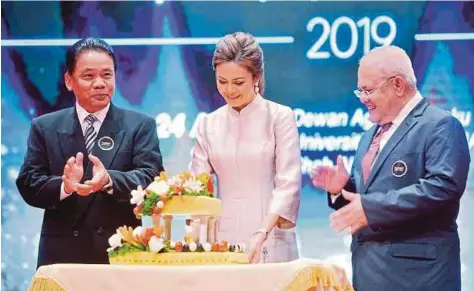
[253,228,269,240]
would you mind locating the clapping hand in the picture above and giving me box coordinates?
[62,153,110,196]
[84,154,111,193]
[330,190,368,234]
[62,152,92,196]
[310,155,349,194]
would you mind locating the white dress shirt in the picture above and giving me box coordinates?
[376,91,423,159]
[60,102,111,200]
[75,102,110,138]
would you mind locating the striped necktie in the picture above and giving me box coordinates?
[84,114,99,154]
[361,122,392,183]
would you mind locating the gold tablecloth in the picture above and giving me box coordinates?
[29,258,353,291]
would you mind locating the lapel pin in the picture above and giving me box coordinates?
[391,160,408,177]
[98,136,114,151]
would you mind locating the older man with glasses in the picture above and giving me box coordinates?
[311,45,470,291]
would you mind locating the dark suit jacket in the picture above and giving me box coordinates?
[329,99,470,291]
[16,104,164,268]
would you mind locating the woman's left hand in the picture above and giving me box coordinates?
[248,233,266,264]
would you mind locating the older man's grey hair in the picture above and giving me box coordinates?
[360,46,417,89]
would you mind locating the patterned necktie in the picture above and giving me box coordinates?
[84,114,98,154]
[361,122,392,183]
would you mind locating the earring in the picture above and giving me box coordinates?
[255,84,260,94]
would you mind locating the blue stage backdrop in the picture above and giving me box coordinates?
[2,1,473,290]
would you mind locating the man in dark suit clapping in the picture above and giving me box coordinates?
[16,37,164,268]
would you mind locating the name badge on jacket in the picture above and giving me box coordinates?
[392,160,408,177]
[98,136,114,151]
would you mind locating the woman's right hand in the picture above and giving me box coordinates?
[310,155,349,194]
[248,232,266,264]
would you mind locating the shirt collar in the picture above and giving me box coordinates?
[75,102,110,124]
[391,91,423,127]
[228,94,264,118]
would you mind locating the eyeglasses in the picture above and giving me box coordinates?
[354,76,396,99]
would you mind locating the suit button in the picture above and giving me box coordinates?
[97,227,103,234]
[73,230,79,237]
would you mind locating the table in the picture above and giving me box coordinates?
[28,258,353,291]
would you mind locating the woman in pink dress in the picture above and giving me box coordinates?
[191,32,301,264]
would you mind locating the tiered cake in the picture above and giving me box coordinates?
[107,171,248,265]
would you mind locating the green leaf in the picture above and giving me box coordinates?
[108,243,146,258]
[141,192,160,216]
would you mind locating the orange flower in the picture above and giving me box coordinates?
[197,173,209,184]
[159,171,168,181]
[179,171,192,181]
[153,226,164,238]
[219,240,229,252]
[141,228,154,245]
[152,206,162,215]
[172,185,184,196]
[212,242,220,252]
[175,241,184,252]
[133,205,143,217]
